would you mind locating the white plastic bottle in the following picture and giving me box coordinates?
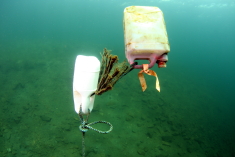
[73,55,100,114]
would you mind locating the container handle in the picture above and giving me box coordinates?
[133,56,157,69]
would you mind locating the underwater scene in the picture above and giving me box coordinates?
[0,0,235,157]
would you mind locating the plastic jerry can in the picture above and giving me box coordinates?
[73,55,100,114]
[124,6,170,69]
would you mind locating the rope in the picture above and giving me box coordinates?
[78,105,113,157]
[82,132,85,157]
[79,120,113,134]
